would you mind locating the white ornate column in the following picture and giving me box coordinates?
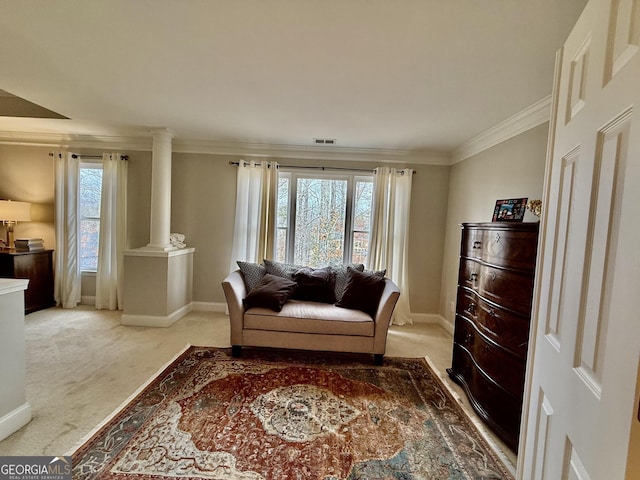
[121,128,194,327]
[147,128,173,250]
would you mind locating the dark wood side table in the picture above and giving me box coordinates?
[0,249,55,314]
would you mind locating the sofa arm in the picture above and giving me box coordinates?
[221,270,247,346]
[373,278,401,353]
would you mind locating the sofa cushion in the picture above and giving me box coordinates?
[292,266,336,304]
[242,274,297,312]
[244,300,374,337]
[236,261,266,291]
[336,267,386,318]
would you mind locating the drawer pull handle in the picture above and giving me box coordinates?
[467,303,476,314]
[488,308,496,317]
[483,344,490,353]
[494,233,501,243]
[489,271,496,281]
[470,273,478,281]
[473,241,482,249]
[464,333,473,344]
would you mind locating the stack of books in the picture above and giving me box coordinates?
[14,238,45,252]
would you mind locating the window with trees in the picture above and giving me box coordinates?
[275,170,373,267]
[78,163,103,271]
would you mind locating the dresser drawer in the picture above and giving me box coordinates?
[459,259,534,315]
[476,228,538,271]
[449,345,523,450]
[453,317,526,398]
[457,287,530,358]
[460,227,483,259]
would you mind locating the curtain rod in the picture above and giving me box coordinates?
[228,161,415,175]
[48,153,129,160]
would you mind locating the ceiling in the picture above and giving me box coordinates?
[0,0,587,157]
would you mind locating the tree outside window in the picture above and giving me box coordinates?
[79,164,103,271]
[276,171,373,267]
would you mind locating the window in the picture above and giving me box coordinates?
[275,170,373,267]
[78,163,103,271]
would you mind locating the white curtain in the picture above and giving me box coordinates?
[95,153,127,310]
[368,167,413,325]
[54,152,81,308]
[229,160,278,270]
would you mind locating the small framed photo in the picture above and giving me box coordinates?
[492,198,528,222]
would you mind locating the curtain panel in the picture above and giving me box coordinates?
[368,167,413,325]
[95,153,127,310]
[229,160,278,271]
[53,152,81,308]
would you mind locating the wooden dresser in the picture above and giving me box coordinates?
[0,249,55,314]
[447,222,539,452]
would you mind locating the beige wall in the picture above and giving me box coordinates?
[0,145,55,250]
[1,146,449,315]
[170,154,450,313]
[171,153,237,304]
[0,147,152,301]
[439,123,549,327]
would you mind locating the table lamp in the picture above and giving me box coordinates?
[0,200,31,249]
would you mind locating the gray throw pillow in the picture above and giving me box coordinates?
[366,268,387,277]
[236,261,266,292]
[263,259,303,279]
[331,263,365,302]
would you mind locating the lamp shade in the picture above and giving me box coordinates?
[0,200,32,222]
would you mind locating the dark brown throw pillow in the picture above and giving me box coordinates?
[336,267,386,318]
[292,266,336,303]
[242,274,297,312]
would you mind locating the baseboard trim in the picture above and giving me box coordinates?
[121,303,193,327]
[0,402,32,442]
[412,313,454,335]
[438,316,454,336]
[191,301,226,313]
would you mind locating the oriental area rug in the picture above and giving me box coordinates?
[71,346,514,480]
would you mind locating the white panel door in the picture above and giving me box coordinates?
[519,0,640,479]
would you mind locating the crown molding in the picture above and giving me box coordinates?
[1,93,551,166]
[451,95,552,164]
[0,130,451,165]
[171,139,451,165]
[0,130,152,151]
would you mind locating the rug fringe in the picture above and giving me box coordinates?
[422,355,517,477]
[65,343,194,456]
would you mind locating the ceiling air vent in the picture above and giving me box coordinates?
[313,138,336,145]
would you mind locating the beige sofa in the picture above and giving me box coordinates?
[222,270,400,365]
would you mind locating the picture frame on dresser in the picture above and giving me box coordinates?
[491,197,527,222]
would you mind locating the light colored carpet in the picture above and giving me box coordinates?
[0,306,516,470]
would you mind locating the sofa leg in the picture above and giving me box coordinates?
[374,354,384,366]
[231,345,242,357]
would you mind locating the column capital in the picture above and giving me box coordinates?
[149,127,174,141]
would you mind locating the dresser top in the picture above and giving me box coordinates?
[0,249,54,256]
[461,222,539,232]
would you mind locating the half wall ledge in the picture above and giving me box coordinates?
[122,247,195,327]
